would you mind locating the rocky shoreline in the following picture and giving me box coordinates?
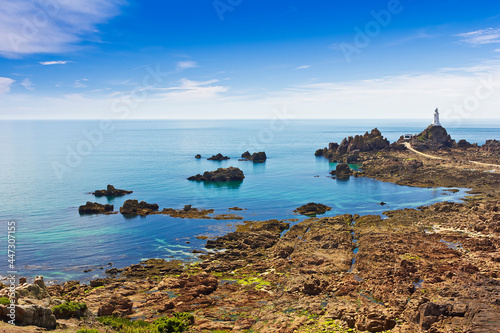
[1,129,499,332]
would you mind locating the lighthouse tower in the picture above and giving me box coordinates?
[432,108,441,126]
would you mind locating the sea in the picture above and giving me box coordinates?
[0,119,499,283]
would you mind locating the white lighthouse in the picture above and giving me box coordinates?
[432,108,441,126]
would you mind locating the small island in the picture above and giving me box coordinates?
[187,167,245,182]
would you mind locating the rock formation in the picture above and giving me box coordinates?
[316,128,390,162]
[79,202,114,214]
[481,139,500,152]
[330,163,352,179]
[240,151,267,163]
[207,153,230,160]
[187,167,245,182]
[93,185,133,197]
[294,203,332,216]
[120,200,159,216]
[195,154,201,159]
[407,125,455,151]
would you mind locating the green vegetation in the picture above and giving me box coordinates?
[51,301,87,319]
[0,297,10,305]
[402,253,420,261]
[76,329,99,333]
[98,312,194,333]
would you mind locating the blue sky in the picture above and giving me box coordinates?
[1,0,500,120]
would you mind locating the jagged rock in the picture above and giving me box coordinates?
[314,149,324,156]
[119,200,159,216]
[240,151,267,163]
[79,202,114,214]
[15,276,50,300]
[93,184,133,197]
[187,167,245,182]
[207,153,230,160]
[481,139,500,152]
[97,293,132,317]
[457,139,473,148]
[1,304,57,329]
[294,203,332,216]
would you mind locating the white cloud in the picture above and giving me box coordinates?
[176,61,198,71]
[40,60,72,65]
[20,78,33,90]
[295,65,311,70]
[457,28,500,46]
[0,0,124,58]
[0,77,14,94]
[73,79,88,88]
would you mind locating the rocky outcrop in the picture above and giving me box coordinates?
[97,293,132,317]
[294,203,332,216]
[119,200,159,216]
[207,153,230,160]
[330,163,352,179]
[457,139,473,149]
[409,125,455,150]
[79,202,114,214]
[481,139,500,152]
[316,128,390,162]
[187,167,245,182]
[1,304,57,329]
[93,184,133,197]
[240,151,267,163]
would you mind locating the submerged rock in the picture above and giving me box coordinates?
[119,199,159,216]
[187,167,245,182]
[93,184,133,197]
[294,202,332,216]
[207,153,230,160]
[79,202,114,214]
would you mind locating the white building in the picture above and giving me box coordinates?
[432,108,441,126]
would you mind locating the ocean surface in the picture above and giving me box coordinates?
[1,119,499,283]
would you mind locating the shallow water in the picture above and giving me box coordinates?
[0,119,496,283]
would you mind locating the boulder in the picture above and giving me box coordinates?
[294,202,332,216]
[331,163,351,179]
[97,293,132,317]
[195,154,201,159]
[187,167,245,182]
[1,304,56,329]
[93,184,133,197]
[79,202,114,214]
[207,153,230,160]
[119,200,159,216]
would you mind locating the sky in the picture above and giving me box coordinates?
[1,0,500,120]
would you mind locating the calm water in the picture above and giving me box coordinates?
[0,119,498,283]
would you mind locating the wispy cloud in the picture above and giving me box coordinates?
[295,65,311,70]
[176,61,198,71]
[457,28,500,46]
[0,77,14,94]
[73,79,88,88]
[0,0,125,58]
[20,78,33,90]
[40,60,72,66]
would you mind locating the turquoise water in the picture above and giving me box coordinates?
[0,119,498,283]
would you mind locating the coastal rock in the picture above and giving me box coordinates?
[79,201,114,214]
[241,151,267,163]
[15,276,50,300]
[97,293,132,317]
[457,139,473,149]
[409,125,455,150]
[1,304,56,329]
[119,199,159,216]
[330,163,352,179]
[316,128,389,161]
[195,154,201,159]
[207,153,230,160]
[481,139,500,152]
[294,202,332,216]
[187,167,245,182]
[93,184,133,197]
